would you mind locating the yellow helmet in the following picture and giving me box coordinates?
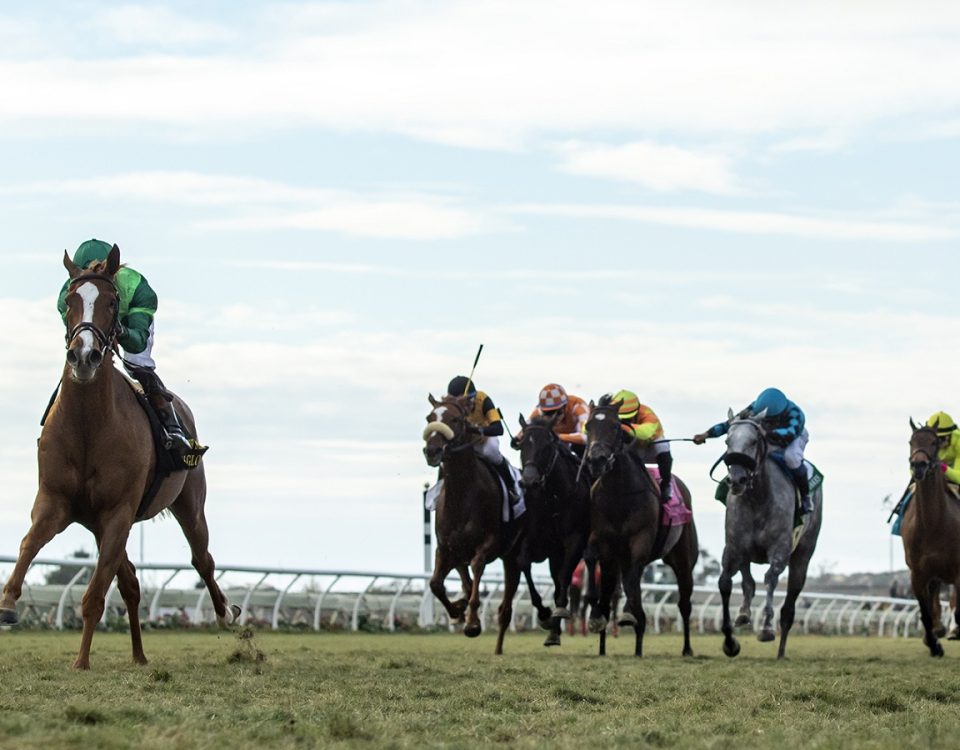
[927,411,957,438]
[612,389,640,420]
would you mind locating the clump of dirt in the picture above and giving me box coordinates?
[227,625,266,671]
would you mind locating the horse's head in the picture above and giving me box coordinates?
[422,394,473,467]
[517,411,561,488]
[909,418,942,481]
[585,395,626,477]
[723,417,767,496]
[62,246,122,383]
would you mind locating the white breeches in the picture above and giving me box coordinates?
[120,322,156,369]
[782,429,809,469]
[474,436,505,464]
[639,441,671,463]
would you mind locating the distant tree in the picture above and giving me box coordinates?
[43,548,92,585]
[695,547,721,584]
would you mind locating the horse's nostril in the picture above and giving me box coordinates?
[66,349,79,366]
[89,350,102,367]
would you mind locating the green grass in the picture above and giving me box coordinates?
[1,628,959,749]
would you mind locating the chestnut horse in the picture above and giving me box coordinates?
[584,395,699,657]
[0,247,238,669]
[423,394,523,654]
[902,420,960,657]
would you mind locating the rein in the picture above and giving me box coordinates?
[722,419,768,491]
[65,272,121,352]
[519,423,562,490]
[424,398,477,460]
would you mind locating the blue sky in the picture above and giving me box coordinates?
[1,1,958,581]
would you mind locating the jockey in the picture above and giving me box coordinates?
[57,239,192,454]
[693,387,812,514]
[927,412,960,485]
[612,389,673,501]
[518,383,590,458]
[447,375,520,502]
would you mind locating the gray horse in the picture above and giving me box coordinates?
[717,415,822,659]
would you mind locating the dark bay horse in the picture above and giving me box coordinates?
[423,394,523,654]
[0,247,238,669]
[516,412,592,646]
[583,396,698,657]
[717,416,821,659]
[902,420,960,657]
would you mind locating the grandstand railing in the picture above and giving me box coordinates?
[0,556,935,638]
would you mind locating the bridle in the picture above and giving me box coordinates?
[423,397,476,461]
[585,404,634,477]
[722,418,768,492]
[64,272,121,353]
[910,426,942,481]
[519,422,562,489]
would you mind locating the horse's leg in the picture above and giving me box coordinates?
[758,552,788,643]
[494,556,522,655]
[523,563,553,630]
[463,549,490,638]
[115,551,148,665]
[568,584,580,635]
[912,572,945,657]
[621,552,646,658]
[668,555,695,657]
[718,548,741,658]
[0,492,71,623]
[931,582,947,638]
[169,476,238,626]
[589,556,617,656]
[735,564,755,627]
[776,552,812,660]
[951,584,960,641]
[74,514,134,669]
[454,565,472,616]
[429,547,465,622]
[538,555,563,647]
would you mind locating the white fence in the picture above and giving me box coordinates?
[0,556,937,638]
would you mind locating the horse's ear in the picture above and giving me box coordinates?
[428,393,438,407]
[519,413,528,429]
[753,407,768,421]
[727,407,734,420]
[588,399,595,411]
[106,244,121,276]
[909,417,919,432]
[63,250,81,279]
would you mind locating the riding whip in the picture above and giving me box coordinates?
[464,344,483,395]
[651,437,696,445]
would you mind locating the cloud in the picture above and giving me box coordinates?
[509,202,958,241]
[0,172,502,240]
[92,6,234,47]
[555,140,741,194]
[2,2,960,148]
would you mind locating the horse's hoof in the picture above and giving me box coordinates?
[463,623,482,638]
[734,614,751,627]
[588,617,608,634]
[723,638,741,658]
[948,629,960,641]
[617,612,637,628]
[0,608,18,625]
[934,626,947,639]
[552,607,572,620]
[543,633,561,647]
[538,616,554,631]
[931,642,945,658]
[757,628,776,643]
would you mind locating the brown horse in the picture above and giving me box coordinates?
[902,420,960,657]
[0,246,238,669]
[584,395,699,657]
[423,394,523,654]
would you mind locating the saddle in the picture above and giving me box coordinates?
[890,481,960,537]
[714,458,823,528]
[423,459,526,523]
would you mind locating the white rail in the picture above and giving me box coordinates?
[0,556,935,637]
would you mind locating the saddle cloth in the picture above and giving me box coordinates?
[644,467,693,527]
[424,461,525,523]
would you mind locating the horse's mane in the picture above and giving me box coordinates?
[529,412,557,428]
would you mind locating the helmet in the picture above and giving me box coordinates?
[752,388,788,418]
[447,375,477,397]
[927,411,957,438]
[612,389,640,421]
[73,239,113,269]
[538,383,568,412]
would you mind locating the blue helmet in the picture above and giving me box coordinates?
[752,388,787,418]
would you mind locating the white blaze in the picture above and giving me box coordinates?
[75,282,99,356]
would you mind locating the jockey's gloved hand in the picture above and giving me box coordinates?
[467,424,484,436]
[509,436,521,450]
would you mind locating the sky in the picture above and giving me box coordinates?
[1,1,958,585]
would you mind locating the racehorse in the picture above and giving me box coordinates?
[901,420,960,657]
[0,247,238,669]
[423,394,524,654]
[583,395,698,657]
[717,415,822,659]
[516,412,592,646]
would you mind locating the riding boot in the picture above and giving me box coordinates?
[656,452,674,502]
[790,465,813,514]
[495,458,521,504]
[126,364,192,454]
